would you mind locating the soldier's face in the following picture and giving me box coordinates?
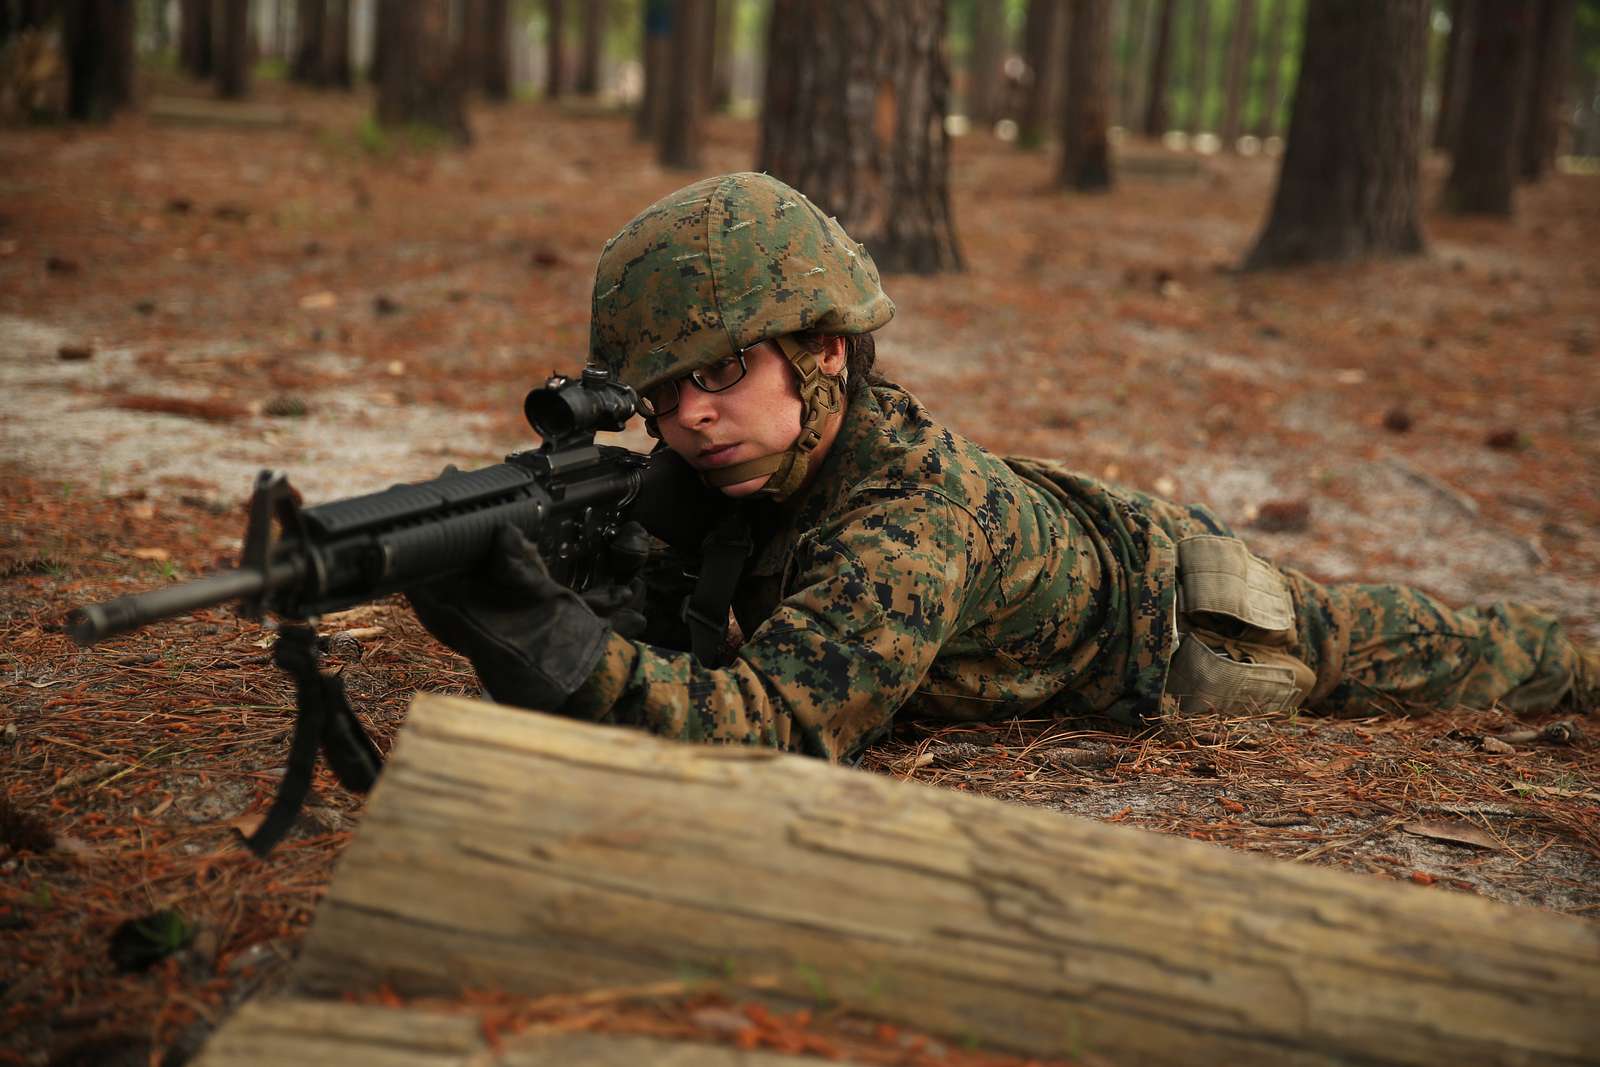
[657,339,844,497]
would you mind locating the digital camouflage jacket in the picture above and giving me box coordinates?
[564,380,1232,760]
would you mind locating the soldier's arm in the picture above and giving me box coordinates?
[562,490,985,761]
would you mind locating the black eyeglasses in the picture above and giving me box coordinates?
[637,350,750,417]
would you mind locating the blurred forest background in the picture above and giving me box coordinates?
[4,3,1600,1064]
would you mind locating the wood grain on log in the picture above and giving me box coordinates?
[193,996,835,1066]
[289,694,1600,1066]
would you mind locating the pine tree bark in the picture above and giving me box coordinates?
[659,0,706,168]
[1433,0,1474,150]
[471,0,511,99]
[273,695,1600,1067]
[635,0,670,139]
[319,0,352,87]
[215,0,252,99]
[1141,0,1175,136]
[576,0,605,95]
[1219,0,1255,149]
[1017,0,1065,148]
[1444,2,1535,214]
[1116,0,1149,133]
[1185,0,1211,132]
[376,0,471,144]
[966,0,1005,127]
[1244,0,1427,269]
[1253,0,1289,137]
[62,0,136,120]
[292,0,323,81]
[758,0,962,274]
[1519,0,1575,181]
[545,0,565,97]
[1059,0,1113,191]
[180,0,214,77]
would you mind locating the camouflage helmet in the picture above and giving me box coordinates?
[589,172,895,398]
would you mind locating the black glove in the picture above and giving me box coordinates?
[406,525,610,711]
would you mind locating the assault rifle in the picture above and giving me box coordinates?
[65,367,716,853]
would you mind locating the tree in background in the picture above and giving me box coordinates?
[377,0,471,144]
[636,0,670,139]
[1444,4,1534,214]
[179,0,213,78]
[546,0,566,98]
[1253,0,1290,138]
[1060,0,1113,190]
[62,0,135,120]
[292,0,325,83]
[660,0,707,168]
[1185,0,1211,132]
[465,0,511,99]
[1521,0,1577,180]
[1245,0,1427,269]
[215,0,251,99]
[1017,0,1065,148]
[321,0,352,88]
[1116,0,1151,132]
[966,0,1006,128]
[1432,0,1473,150]
[1142,0,1175,136]
[576,0,606,96]
[758,0,961,274]
[1219,0,1255,149]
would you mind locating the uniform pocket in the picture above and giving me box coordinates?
[1176,535,1295,640]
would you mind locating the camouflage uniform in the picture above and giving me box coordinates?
[554,171,1594,760]
[562,379,1594,760]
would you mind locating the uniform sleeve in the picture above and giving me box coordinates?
[562,490,984,761]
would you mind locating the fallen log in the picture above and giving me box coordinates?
[193,996,842,1066]
[283,693,1599,1066]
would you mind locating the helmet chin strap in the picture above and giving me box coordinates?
[701,335,845,502]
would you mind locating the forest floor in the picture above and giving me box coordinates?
[2,71,1598,1066]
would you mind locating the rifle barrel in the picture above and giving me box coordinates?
[67,566,281,646]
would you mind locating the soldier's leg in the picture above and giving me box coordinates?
[1283,571,1596,716]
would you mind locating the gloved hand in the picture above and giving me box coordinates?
[406,525,610,711]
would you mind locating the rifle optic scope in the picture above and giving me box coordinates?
[524,366,637,445]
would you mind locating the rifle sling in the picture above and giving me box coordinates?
[684,511,753,667]
[246,625,382,857]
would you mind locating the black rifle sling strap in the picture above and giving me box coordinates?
[246,625,382,857]
[684,510,753,667]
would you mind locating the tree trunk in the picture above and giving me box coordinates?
[473,0,511,99]
[966,0,1005,127]
[1116,0,1149,132]
[545,0,565,98]
[1185,0,1211,132]
[1017,0,1065,148]
[1519,0,1575,181]
[215,0,252,99]
[635,0,671,139]
[278,694,1600,1067]
[1059,0,1113,191]
[576,0,605,95]
[659,0,706,168]
[711,0,735,109]
[1141,0,1174,136]
[1219,0,1255,149]
[1443,2,1535,214]
[1244,0,1427,269]
[181,0,215,77]
[376,0,471,144]
[62,0,136,120]
[291,0,322,81]
[1434,0,1475,151]
[758,0,962,274]
[1253,0,1289,137]
[319,0,351,87]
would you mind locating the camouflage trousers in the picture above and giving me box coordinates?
[1283,572,1594,717]
[1132,491,1593,718]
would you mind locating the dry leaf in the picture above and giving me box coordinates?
[1401,820,1502,851]
[1480,736,1515,755]
[130,547,170,562]
[298,290,337,309]
[226,810,266,839]
[1306,756,1356,779]
[336,626,386,641]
